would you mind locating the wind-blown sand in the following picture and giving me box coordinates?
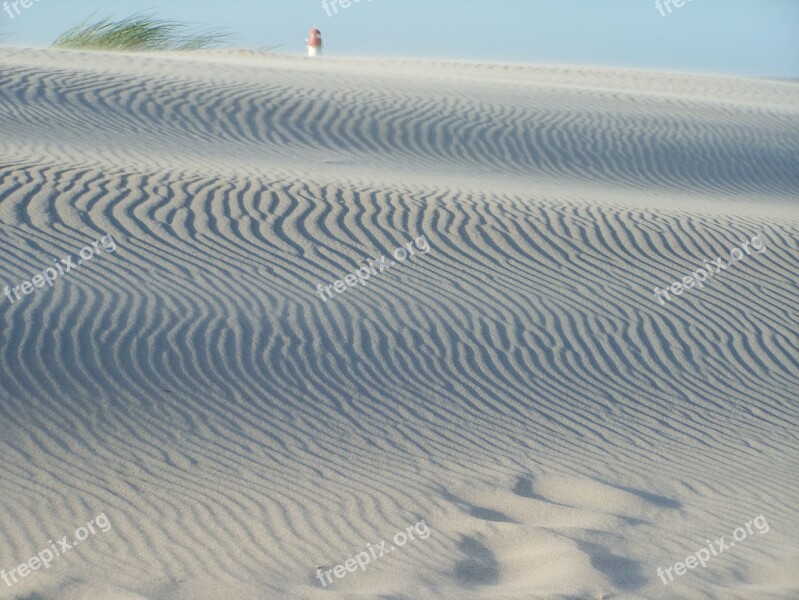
[0,47,797,600]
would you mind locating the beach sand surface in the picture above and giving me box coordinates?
[0,48,798,599]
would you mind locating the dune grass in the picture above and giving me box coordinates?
[52,15,227,52]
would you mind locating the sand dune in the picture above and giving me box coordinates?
[0,48,798,600]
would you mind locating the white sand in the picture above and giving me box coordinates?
[0,47,797,600]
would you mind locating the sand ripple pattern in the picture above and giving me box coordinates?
[0,49,798,599]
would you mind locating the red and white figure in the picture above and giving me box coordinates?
[306,28,323,57]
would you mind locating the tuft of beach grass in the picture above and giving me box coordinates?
[53,15,227,51]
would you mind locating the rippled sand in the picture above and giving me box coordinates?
[0,48,798,599]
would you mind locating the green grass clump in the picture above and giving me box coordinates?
[53,15,227,51]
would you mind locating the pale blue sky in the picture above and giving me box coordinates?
[1,0,797,76]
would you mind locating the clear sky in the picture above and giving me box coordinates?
[1,0,797,77]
